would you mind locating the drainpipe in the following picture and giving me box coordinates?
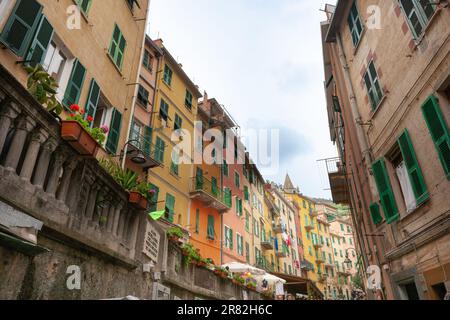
[335,33,375,194]
[121,2,150,170]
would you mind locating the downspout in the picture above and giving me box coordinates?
[335,32,375,193]
[121,2,150,169]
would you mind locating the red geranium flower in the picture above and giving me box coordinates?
[80,109,85,115]
[69,113,75,118]
[87,116,94,122]
[70,104,80,112]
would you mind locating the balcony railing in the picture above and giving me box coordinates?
[189,176,229,212]
[324,157,350,205]
[261,238,274,250]
[0,64,142,264]
[304,223,315,231]
[127,131,162,169]
[272,219,284,234]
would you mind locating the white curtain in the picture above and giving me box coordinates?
[396,162,416,212]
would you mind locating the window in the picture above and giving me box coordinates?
[364,61,384,110]
[236,197,243,216]
[142,49,152,71]
[347,1,363,46]
[234,172,240,188]
[237,234,243,256]
[165,193,175,222]
[253,218,259,238]
[422,95,450,179]
[109,24,126,70]
[400,0,436,38]
[170,148,179,176]
[159,99,169,121]
[85,79,101,127]
[174,114,182,131]
[245,242,250,263]
[222,160,229,176]
[76,0,93,15]
[224,188,232,208]
[163,64,173,86]
[372,158,400,224]
[245,212,250,232]
[370,203,383,225]
[63,59,86,107]
[207,215,215,240]
[42,40,68,86]
[129,119,142,144]
[137,85,149,107]
[195,209,200,234]
[225,226,233,250]
[148,184,159,212]
[393,129,429,209]
[105,108,122,154]
[185,90,193,109]
[0,0,43,56]
[155,137,165,163]
[211,177,218,197]
[244,186,249,201]
[308,246,313,256]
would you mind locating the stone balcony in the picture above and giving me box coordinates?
[0,64,144,267]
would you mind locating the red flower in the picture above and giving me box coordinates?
[70,104,80,112]
[87,116,94,122]
[80,109,85,115]
[69,113,75,118]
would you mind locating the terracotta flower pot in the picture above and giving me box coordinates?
[169,235,180,243]
[61,121,99,157]
[129,191,148,210]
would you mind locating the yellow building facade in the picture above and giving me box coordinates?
[148,39,202,228]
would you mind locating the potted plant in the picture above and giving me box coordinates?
[196,258,208,268]
[167,227,184,243]
[246,282,257,291]
[24,64,63,116]
[61,105,108,157]
[213,267,223,277]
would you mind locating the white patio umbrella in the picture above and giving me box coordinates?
[254,273,286,285]
[221,262,266,276]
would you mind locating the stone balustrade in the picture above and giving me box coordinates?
[0,65,142,266]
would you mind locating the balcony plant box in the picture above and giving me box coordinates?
[61,121,99,157]
[128,191,148,210]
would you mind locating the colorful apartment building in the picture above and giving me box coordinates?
[222,132,246,264]
[148,39,202,228]
[188,95,234,264]
[0,0,149,160]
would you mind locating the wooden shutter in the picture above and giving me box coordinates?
[76,0,93,15]
[26,16,54,66]
[369,202,383,225]
[229,228,233,250]
[372,159,399,224]
[165,194,175,222]
[143,126,152,157]
[195,168,204,190]
[207,215,214,239]
[84,79,100,126]
[211,177,218,196]
[109,24,126,69]
[397,129,429,204]
[422,95,450,178]
[0,0,43,56]
[155,137,165,163]
[105,108,122,154]
[63,59,86,107]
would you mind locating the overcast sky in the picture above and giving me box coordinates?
[147,0,337,199]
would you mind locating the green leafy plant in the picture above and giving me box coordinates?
[180,243,201,266]
[99,158,139,191]
[24,64,63,115]
[167,227,184,241]
[67,104,108,145]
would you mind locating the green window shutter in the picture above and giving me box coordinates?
[105,108,122,154]
[229,229,233,250]
[0,0,43,56]
[398,129,429,204]
[211,177,218,196]
[185,90,193,109]
[165,193,175,222]
[195,168,204,189]
[370,202,383,225]
[76,0,93,15]
[195,209,200,234]
[174,114,182,131]
[160,99,169,121]
[244,186,249,201]
[170,149,179,176]
[148,184,159,212]
[154,137,165,163]
[163,64,172,86]
[223,160,229,176]
[422,95,450,179]
[142,50,151,69]
[84,79,100,126]
[137,85,149,106]
[207,215,214,239]
[235,172,240,188]
[372,159,399,224]
[109,24,126,70]
[224,188,232,208]
[26,16,54,67]
[143,126,152,157]
[63,59,86,107]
